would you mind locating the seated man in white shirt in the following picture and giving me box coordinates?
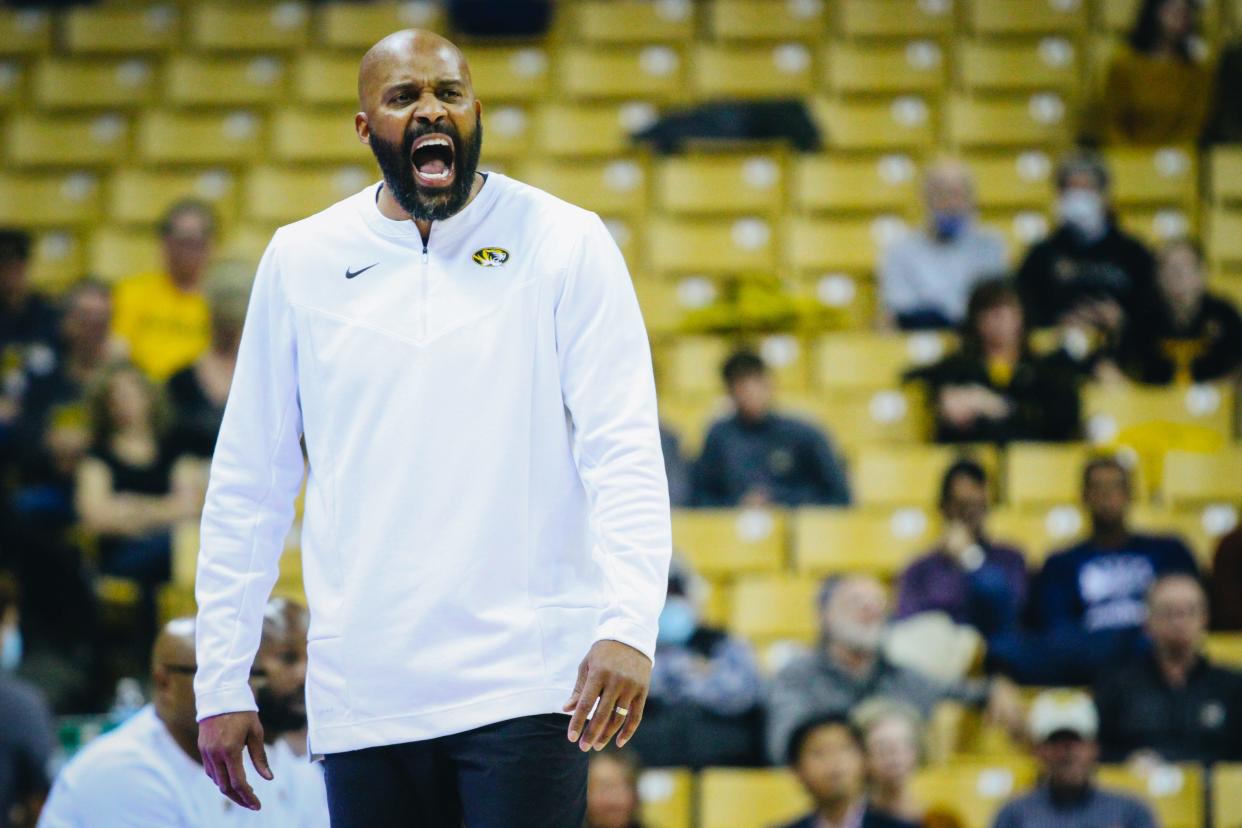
[39,610,327,827]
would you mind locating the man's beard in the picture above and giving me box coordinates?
[256,684,307,737]
[369,120,483,222]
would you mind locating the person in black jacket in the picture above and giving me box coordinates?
[1115,238,1242,384]
[906,279,1081,444]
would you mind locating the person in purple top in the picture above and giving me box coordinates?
[894,459,1028,637]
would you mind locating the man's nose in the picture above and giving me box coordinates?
[413,92,448,125]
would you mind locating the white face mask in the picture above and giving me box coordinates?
[1058,189,1107,240]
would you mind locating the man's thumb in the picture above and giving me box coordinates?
[247,726,274,781]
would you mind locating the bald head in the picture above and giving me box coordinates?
[152,616,196,671]
[358,29,471,111]
[151,617,199,745]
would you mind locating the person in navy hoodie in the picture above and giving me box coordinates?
[989,455,1198,685]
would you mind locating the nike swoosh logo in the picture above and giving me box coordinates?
[345,263,378,279]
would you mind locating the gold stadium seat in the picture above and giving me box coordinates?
[292,52,357,106]
[0,173,100,227]
[946,93,1074,150]
[793,507,939,578]
[659,335,733,396]
[958,38,1081,94]
[639,768,693,828]
[792,155,920,215]
[465,46,550,103]
[787,216,902,275]
[836,0,955,38]
[816,387,930,449]
[25,230,85,292]
[1004,442,1096,507]
[1209,145,1242,203]
[1119,207,1199,250]
[791,271,879,331]
[911,761,1039,828]
[109,168,239,227]
[698,768,810,828]
[566,0,695,44]
[690,43,816,100]
[707,0,828,41]
[813,331,953,391]
[0,8,52,55]
[647,216,778,275]
[966,0,1088,36]
[670,508,788,578]
[0,62,24,109]
[822,40,947,96]
[317,1,445,50]
[1214,763,1242,828]
[1106,146,1199,210]
[559,46,685,102]
[1096,764,1202,828]
[1083,382,1235,442]
[189,3,310,51]
[1148,506,1236,568]
[271,109,369,164]
[165,56,289,108]
[516,158,649,217]
[852,445,998,508]
[532,103,638,158]
[965,151,1057,210]
[1208,206,1242,266]
[1161,449,1242,507]
[5,113,130,167]
[32,58,158,109]
[242,165,374,225]
[89,227,161,284]
[137,111,265,166]
[656,153,785,215]
[1206,635,1242,669]
[657,393,731,457]
[988,506,1087,564]
[810,97,937,152]
[729,574,820,645]
[63,5,181,53]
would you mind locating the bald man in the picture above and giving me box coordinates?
[193,29,671,828]
[38,614,324,827]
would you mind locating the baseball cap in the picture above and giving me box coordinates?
[1028,689,1098,742]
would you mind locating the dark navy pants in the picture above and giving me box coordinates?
[321,713,588,827]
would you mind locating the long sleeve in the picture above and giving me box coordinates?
[690,424,730,507]
[805,427,851,506]
[194,232,305,720]
[1211,530,1242,630]
[554,212,672,663]
[765,661,822,764]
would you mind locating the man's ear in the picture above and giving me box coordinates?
[355,112,371,146]
[474,99,482,120]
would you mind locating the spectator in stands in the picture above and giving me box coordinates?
[1103,0,1212,145]
[853,698,964,828]
[1015,153,1157,332]
[991,690,1157,828]
[895,459,1028,636]
[1115,238,1242,385]
[0,572,56,828]
[1094,573,1242,764]
[1210,525,1242,630]
[778,714,918,828]
[627,557,762,768]
[585,747,644,828]
[110,200,215,383]
[765,574,1022,765]
[0,229,58,355]
[879,159,1007,330]
[659,424,691,508]
[907,280,1081,444]
[691,350,850,508]
[165,262,251,459]
[990,457,1199,686]
[39,612,328,827]
[1204,36,1242,142]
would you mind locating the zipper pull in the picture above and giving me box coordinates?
[422,245,429,264]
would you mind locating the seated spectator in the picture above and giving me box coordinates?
[765,574,1022,765]
[1094,574,1242,764]
[879,159,1007,330]
[1115,238,1242,385]
[0,229,59,356]
[659,423,691,508]
[895,459,1028,636]
[1204,35,1242,142]
[692,350,850,507]
[853,698,964,828]
[585,748,644,828]
[626,557,762,768]
[39,611,328,827]
[1016,153,1156,332]
[165,262,251,459]
[989,457,1198,686]
[778,714,918,828]
[0,572,57,828]
[1210,525,1242,630]
[1103,0,1212,145]
[991,690,1156,828]
[110,200,215,382]
[907,280,1081,443]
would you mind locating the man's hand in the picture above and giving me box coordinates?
[198,711,273,811]
[562,639,652,752]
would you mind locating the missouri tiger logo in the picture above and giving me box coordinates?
[472,247,510,267]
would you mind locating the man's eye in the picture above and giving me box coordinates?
[441,90,461,100]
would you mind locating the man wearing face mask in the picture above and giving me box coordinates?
[1015,153,1157,334]
[879,159,1008,330]
[624,557,762,768]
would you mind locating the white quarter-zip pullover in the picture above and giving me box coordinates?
[193,173,672,756]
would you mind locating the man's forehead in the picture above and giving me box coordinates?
[360,34,470,99]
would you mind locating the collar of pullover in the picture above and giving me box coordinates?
[360,172,502,246]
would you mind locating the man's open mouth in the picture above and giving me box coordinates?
[411,133,456,189]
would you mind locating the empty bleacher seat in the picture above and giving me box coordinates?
[63,5,181,54]
[567,0,696,44]
[729,573,820,645]
[655,153,785,215]
[89,227,162,284]
[1213,763,1242,828]
[1205,634,1242,669]
[792,155,920,215]
[647,216,778,275]
[532,103,640,158]
[813,331,952,391]
[516,158,648,217]
[910,760,1039,828]
[0,173,100,227]
[958,38,1081,94]
[811,97,937,152]
[638,768,693,828]
[5,113,130,167]
[835,0,955,38]
[707,0,828,41]
[793,507,939,578]
[1095,764,1203,828]
[25,230,85,292]
[946,93,1074,150]
[270,108,369,164]
[965,150,1057,210]
[110,168,238,227]
[317,1,445,50]
[670,508,788,578]
[966,0,1088,36]
[242,165,372,225]
[189,2,310,51]
[165,56,289,108]
[690,43,817,99]
[0,8,52,56]
[788,216,907,275]
[1208,206,1242,267]
[559,46,685,102]
[822,40,947,96]
[988,506,1088,563]
[1161,449,1242,506]
[1209,145,1242,203]
[1083,382,1235,443]
[697,768,810,828]
[1004,442,1096,507]
[465,46,550,103]
[852,445,998,508]
[815,387,930,449]
[1106,146,1199,210]
[658,335,733,396]
[137,110,265,165]
[32,58,158,110]
[292,52,358,107]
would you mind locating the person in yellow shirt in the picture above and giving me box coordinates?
[111,200,216,382]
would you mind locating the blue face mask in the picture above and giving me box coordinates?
[1,626,21,673]
[657,596,698,647]
[933,212,967,241]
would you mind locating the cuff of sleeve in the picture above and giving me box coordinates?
[593,618,659,664]
[195,685,258,722]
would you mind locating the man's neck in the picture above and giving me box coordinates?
[1156,647,1198,687]
[869,780,904,814]
[377,173,487,243]
[982,341,1020,364]
[827,641,877,677]
[1091,522,1129,547]
[816,794,862,826]
[157,709,202,765]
